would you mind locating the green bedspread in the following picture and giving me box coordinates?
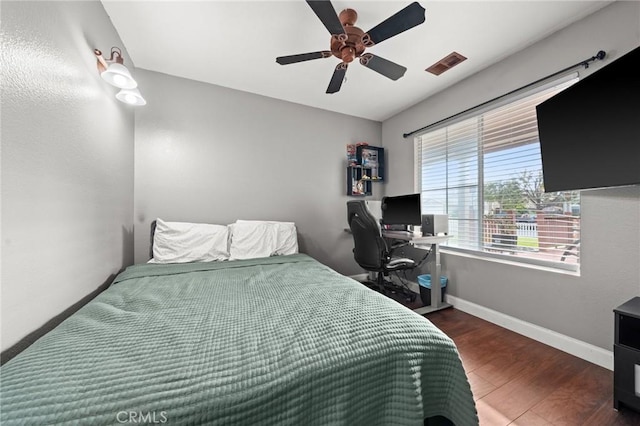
[1,254,477,425]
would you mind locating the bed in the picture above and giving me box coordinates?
[1,222,477,425]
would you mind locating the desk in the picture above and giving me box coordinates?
[382,231,452,315]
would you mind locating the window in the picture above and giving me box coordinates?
[415,78,580,271]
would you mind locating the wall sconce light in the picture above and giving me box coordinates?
[94,47,146,105]
[116,88,147,106]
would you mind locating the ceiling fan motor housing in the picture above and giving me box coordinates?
[330,8,366,63]
[275,1,426,93]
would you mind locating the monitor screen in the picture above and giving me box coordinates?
[381,194,422,225]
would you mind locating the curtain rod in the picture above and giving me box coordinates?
[402,50,606,139]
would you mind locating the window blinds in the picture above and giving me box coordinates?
[415,78,581,270]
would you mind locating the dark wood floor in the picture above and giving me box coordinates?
[421,307,640,426]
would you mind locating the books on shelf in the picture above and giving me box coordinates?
[347,142,368,166]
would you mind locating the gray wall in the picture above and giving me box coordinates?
[133,69,381,274]
[382,1,640,350]
[1,1,135,351]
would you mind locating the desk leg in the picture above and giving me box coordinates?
[413,242,452,315]
[432,243,442,308]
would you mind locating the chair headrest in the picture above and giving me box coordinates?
[347,200,380,232]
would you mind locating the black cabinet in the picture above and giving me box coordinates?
[614,297,640,412]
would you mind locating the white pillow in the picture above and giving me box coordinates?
[234,220,298,256]
[150,218,230,263]
[228,221,279,260]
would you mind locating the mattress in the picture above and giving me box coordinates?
[1,254,477,425]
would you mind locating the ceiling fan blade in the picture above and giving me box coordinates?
[276,51,332,65]
[326,62,348,94]
[306,1,346,37]
[359,54,407,81]
[363,2,426,46]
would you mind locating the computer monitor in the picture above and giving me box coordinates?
[381,194,422,226]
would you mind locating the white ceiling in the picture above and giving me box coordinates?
[101,0,610,121]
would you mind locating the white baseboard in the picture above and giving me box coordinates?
[347,275,613,370]
[446,295,613,371]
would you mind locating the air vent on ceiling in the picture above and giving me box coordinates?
[426,52,467,76]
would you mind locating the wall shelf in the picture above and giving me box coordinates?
[346,145,384,196]
[347,166,372,196]
[356,145,385,182]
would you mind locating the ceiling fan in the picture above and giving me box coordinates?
[276,1,426,94]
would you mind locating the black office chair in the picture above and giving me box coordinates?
[347,200,417,301]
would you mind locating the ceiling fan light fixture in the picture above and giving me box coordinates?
[341,46,356,63]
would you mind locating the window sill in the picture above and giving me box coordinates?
[440,246,581,277]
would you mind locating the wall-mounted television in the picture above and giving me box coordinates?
[536,45,640,192]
